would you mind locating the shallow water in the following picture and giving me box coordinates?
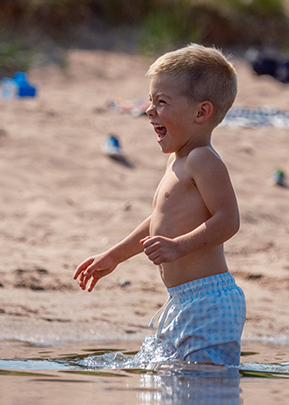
[1,337,289,405]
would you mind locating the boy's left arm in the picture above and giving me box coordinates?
[142,148,239,265]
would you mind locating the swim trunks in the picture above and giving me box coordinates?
[149,272,246,365]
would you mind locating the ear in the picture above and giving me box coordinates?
[195,101,214,124]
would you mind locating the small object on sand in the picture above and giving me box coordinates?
[102,134,123,160]
[1,78,18,99]
[0,72,37,99]
[118,278,131,287]
[109,97,149,117]
[272,169,285,186]
[13,72,37,97]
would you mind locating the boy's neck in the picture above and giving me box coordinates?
[175,128,213,159]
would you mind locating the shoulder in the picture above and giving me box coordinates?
[186,147,231,188]
[187,146,226,171]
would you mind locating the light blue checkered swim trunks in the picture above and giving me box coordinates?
[149,272,246,366]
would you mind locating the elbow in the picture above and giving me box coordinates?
[230,213,240,238]
[222,211,240,241]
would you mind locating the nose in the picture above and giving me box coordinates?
[146,102,155,117]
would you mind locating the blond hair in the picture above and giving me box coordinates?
[146,44,237,126]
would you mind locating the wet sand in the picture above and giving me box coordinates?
[0,49,288,345]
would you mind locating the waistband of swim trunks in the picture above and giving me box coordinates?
[167,272,236,299]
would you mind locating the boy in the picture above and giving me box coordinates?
[74,44,246,366]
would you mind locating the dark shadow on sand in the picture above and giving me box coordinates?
[108,155,134,168]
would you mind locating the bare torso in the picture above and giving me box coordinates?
[150,154,228,288]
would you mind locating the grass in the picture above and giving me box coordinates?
[1,0,289,75]
[0,38,34,77]
[139,0,289,54]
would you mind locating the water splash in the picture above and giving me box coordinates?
[57,336,289,377]
[78,335,181,370]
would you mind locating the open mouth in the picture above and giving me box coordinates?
[153,124,167,142]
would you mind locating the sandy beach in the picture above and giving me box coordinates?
[0,49,288,346]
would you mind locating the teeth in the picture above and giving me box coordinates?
[151,122,166,143]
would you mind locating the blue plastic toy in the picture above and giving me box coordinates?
[1,72,37,99]
[13,72,37,97]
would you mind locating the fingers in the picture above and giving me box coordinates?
[149,255,162,265]
[78,270,100,291]
[141,237,155,259]
[141,236,175,265]
[73,257,98,291]
[142,236,159,252]
[141,236,159,251]
[78,272,91,290]
[141,237,162,264]
[74,255,113,291]
[140,236,151,245]
[83,267,112,292]
[88,277,98,292]
[73,258,94,280]
[74,253,117,292]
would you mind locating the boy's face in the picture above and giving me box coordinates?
[146,74,201,156]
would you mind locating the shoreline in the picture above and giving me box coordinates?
[2,322,289,347]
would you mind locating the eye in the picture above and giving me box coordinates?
[159,99,166,104]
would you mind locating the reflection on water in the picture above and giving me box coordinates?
[0,337,289,405]
[137,365,241,405]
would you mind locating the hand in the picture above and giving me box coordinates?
[140,235,180,265]
[73,253,117,292]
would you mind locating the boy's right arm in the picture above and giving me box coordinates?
[73,215,151,292]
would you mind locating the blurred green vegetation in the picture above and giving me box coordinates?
[1,0,289,74]
[0,39,33,75]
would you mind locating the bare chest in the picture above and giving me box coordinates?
[153,164,201,212]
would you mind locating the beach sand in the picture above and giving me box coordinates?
[0,49,288,345]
